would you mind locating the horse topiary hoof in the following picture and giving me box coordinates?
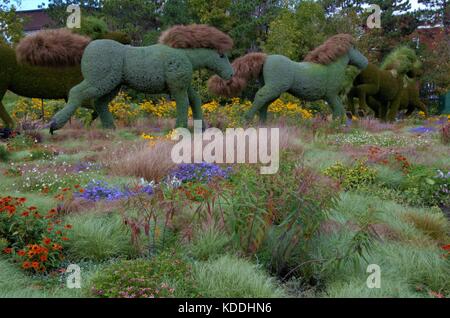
[49,121,58,135]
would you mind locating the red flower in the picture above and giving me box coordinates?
[40,255,48,262]
[31,262,40,270]
[17,250,26,257]
[17,197,27,203]
[442,244,450,251]
[2,247,12,254]
[21,211,30,217]
[43,237,52,245]
[64,224,73,230]
[62,237,69,241]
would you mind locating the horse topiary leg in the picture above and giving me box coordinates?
[50,77,121,133]
[0,88,15,129]
[385,95,402,122]
[327,95,346,120]
[171,89,190,128]
[355,84,378,112]
[93,88,120,129]
[188,86,207,129]
[245,85,282,123]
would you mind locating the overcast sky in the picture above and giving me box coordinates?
[14,0,427,11]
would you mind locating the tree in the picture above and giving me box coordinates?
[45,0,103,27]
[418,0,449,27]
[228,0,283,55]
[102,0,161,44]
[0,0,24,44]
[160,0,193,27]
[264,1,328,60]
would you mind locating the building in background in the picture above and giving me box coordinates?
[16,9,55,35]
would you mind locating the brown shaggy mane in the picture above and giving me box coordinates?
[158,24,233,54]
[208,52,267,97]
[304,34,354,65]
[16,29,91,67]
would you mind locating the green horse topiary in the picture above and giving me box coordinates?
[0,29,131,129]
[208,34,368,122]
[348,46,427,121]
[49,24,235,133]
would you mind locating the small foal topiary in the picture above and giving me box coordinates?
[49,24,235,133]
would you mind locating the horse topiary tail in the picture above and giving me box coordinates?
[208,52,267,98]
[16,29,91,67]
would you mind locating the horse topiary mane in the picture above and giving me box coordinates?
[380,46,422,75]
[15,29,91,67]
[158,24,234,54]
[208,52,267,97]
[304,34,354,65]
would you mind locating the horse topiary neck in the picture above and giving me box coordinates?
[181,48,217,70]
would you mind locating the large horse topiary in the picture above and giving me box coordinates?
[0,29,131,130]
[208,34,368,122]
[347,46,427,121]
[49,24,235,133]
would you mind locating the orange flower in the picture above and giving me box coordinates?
[40,255,48,262]
[17,250,26,257]
[52,243,62,251]
[62,237,69,241]
[31,262,40,269]
[2,247,12,254]
[28,250,35,258]
[79,189,85,193]
[22,261,31,269]
[64,224,73,230]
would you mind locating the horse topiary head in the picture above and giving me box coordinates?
[381,46,422,78]
[158,24,234,80]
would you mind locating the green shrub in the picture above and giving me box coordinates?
[28,147,54,161]
[65,213,137,261]
[194,255,285,298]
[324,160,377,190]
[0,143,10,162]
[90,252,199,298]
[401,166,449,208]
[7,134,35,151]
[189,227,230,261]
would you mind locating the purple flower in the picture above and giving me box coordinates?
[76,180,154,202]
[410,126,437,134]
[170,163,232,183]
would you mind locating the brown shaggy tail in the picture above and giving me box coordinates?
[16,29,91,67]
[208,52,267,98]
